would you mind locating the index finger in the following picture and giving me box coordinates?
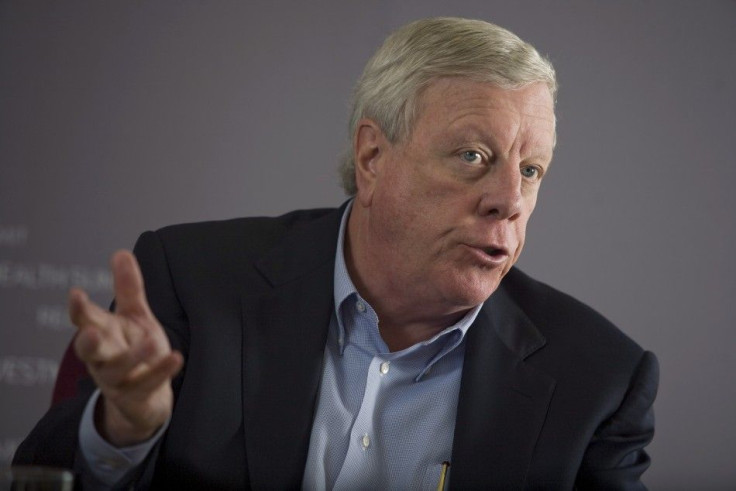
[110,250,152,318]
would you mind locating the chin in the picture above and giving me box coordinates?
[443,276,502,309]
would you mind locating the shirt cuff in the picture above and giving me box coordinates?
[78,389,169,486]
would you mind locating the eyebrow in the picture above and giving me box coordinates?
[443,123,493,147]
[443,124,554,165]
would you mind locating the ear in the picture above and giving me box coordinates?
[353,118,387,207]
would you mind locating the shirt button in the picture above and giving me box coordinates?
[356,300,366,313]
[379,361,390,375]
[361,433,371,449]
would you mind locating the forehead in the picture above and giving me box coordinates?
[411,78,556,151]
[417,77,554,116]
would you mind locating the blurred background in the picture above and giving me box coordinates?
[1,1,734,488]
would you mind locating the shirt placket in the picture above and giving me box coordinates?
[333,297,392,489]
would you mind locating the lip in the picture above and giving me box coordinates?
[462,243,510,266]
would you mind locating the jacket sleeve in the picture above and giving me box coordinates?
[575,350,659,490]
[12,388,91,470]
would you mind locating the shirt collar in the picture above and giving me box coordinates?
[333,200,357,319]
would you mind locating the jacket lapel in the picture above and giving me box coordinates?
[240,206,345,489]
[450,278,556,489]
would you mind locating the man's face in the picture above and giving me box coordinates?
[356,78,556,313]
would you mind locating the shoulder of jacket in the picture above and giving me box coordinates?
[501,267,645,357]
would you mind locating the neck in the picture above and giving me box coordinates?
[345,204,469,351]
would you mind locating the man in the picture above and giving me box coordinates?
[15,17,658,489]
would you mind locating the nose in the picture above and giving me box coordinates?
[477,164,523,220]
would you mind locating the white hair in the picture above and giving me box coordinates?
[339,17,558,195]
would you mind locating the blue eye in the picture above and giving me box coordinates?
[461,151,483,164]
[521,166,539,179]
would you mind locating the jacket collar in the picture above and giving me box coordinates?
[241,204,345,489]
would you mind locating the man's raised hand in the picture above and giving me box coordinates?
[69,250,183,447]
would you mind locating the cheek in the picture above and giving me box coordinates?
[380,168,444,223]
[524,188,540,211]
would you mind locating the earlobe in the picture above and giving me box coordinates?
[353,119,384,207]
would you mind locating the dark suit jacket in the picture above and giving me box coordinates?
[15,205,658,490]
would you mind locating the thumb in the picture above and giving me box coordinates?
[111,250,151,317]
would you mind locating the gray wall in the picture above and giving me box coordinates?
[1,1,734,488]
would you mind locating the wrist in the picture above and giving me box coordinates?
[94,395,163,447]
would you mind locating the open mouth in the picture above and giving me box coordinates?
[482,247,508,259]
[464,244,509,264]
[483,247,507,258]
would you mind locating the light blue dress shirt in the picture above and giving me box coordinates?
[302,202,480,490]
[79,202,481,489]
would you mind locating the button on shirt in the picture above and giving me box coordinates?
[302,202,481,490]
